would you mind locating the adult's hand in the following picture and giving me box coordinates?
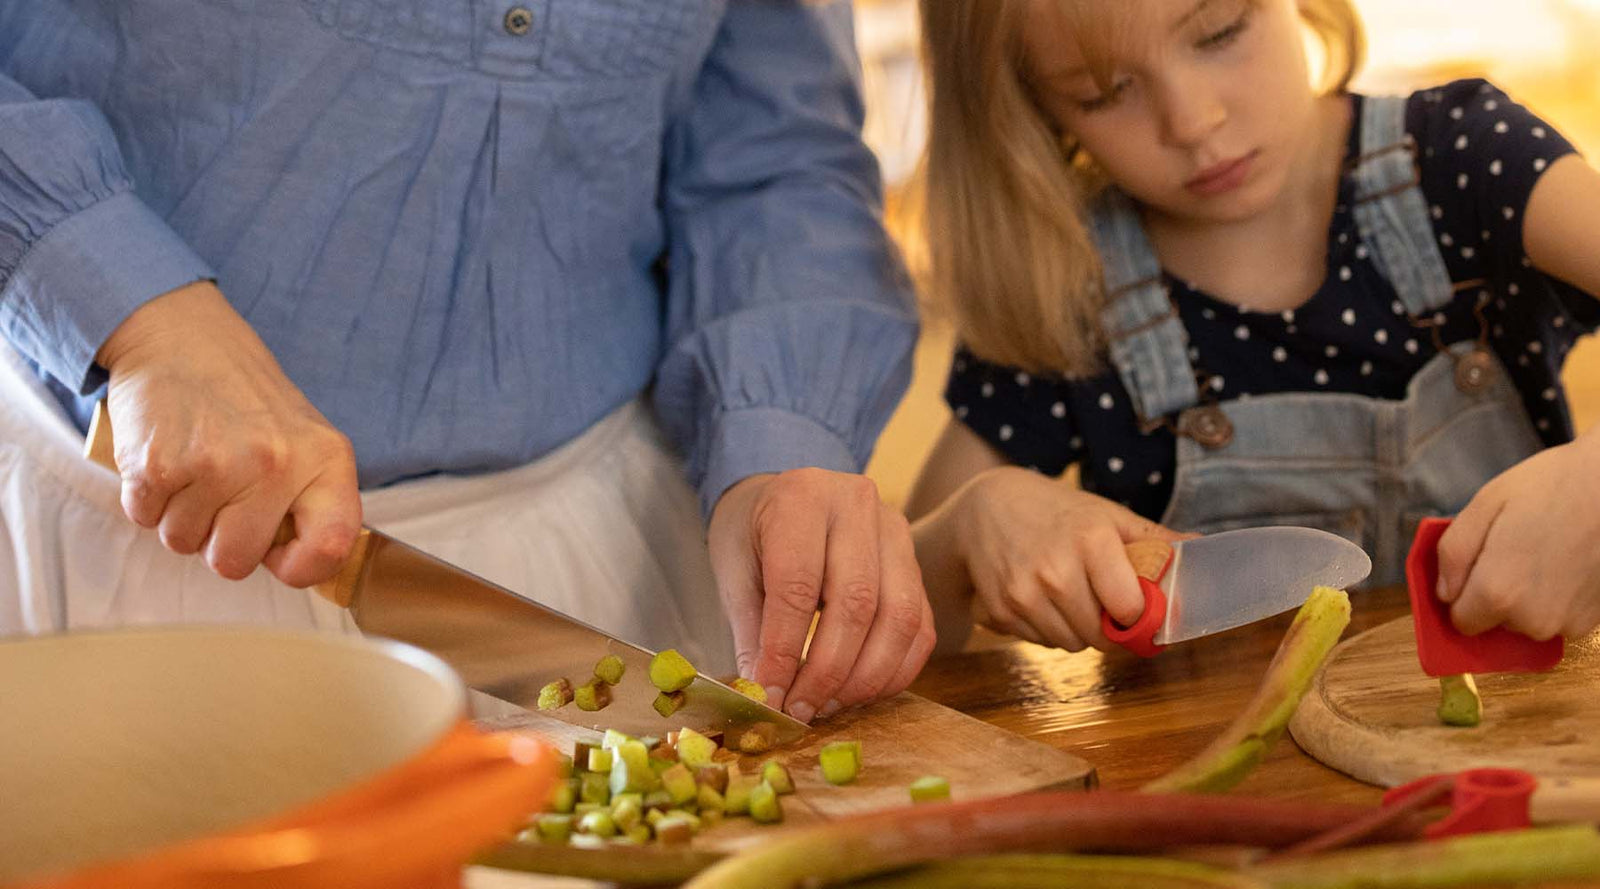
[96,280,361,587]
[707,468,935,724]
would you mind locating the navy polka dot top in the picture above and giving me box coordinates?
[946,80,1600,521]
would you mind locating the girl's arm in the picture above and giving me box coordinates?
[907,420,1009,653]
[1523,154,1600,298]
[907,419,1009,522]
[1437,154,1600,639]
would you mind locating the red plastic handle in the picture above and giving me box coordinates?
[1382,768,1536,839]
[1406,517,1563,677]
[1103,576,1169,658]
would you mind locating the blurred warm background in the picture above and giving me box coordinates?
[854,0,1600,507]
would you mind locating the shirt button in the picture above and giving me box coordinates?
[503,6,534,35]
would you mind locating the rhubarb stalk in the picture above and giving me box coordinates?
[1143,586,1351,794]
[678,791,1428,889]
[843,854,1265,889]
[1246,824,1600,888]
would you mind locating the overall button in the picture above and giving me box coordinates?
[1453,348,1495,394]
[1179,405,1234,449]
[503,6,534,35]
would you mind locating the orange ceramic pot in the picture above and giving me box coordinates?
[0,627,556,889]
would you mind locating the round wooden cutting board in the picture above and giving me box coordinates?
[1290,616,1600,788]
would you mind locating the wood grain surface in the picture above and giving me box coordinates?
[1290,616,1600,788]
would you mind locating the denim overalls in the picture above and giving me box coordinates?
[1091,96,1543,587]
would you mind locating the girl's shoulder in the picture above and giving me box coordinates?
[1382,78,1578,257]
[1397,78,1574,168]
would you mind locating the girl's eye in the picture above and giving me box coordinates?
[1197,8,1252,49]
[1078,79,1131,112]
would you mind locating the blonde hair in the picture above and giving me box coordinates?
[917,0,1366,378]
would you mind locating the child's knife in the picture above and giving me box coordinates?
[1102,527,1373,656]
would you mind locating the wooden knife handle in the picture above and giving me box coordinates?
[1124,540,1175,582]
[84,400,364,608]
[1532,776,1600,824]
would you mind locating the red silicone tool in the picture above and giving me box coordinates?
[1406,517,1564,677]
[1382,768,1536,839]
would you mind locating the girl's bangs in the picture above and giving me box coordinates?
[1049,0,1263,90]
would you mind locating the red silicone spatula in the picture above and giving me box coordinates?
[1406,517,1564,677]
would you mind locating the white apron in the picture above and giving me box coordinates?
[0,344,736,676]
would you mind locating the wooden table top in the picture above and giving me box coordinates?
[905,583,1413,807]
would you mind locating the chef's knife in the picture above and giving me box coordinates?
[1102,527,1372,656]
[84,402,806,743]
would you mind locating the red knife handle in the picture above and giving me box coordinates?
[1103,541,1175,658]
[1103,578,1168,657]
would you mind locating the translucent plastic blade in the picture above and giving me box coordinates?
[1155,527,1372,645]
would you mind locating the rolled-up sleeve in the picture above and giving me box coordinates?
[655,0,919,518]
[0,73,213,394]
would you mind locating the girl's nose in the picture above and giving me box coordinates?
[1157,81,1227,148]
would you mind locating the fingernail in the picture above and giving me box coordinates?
[819,699,841,719]
[788,700,815,723]
[1436,576,1452,603]
[765,686,785,708]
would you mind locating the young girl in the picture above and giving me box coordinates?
[908,0,1600,655]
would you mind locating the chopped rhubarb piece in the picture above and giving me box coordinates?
[654,690,687,718]
[760,761,794,795]
[661,763,699,806]
[908,775,950,803]
[736,722,778,755]
[650,649,698,692]
[595,654,627,685]
[676,727,720,768]
[820,741,860,785]
[575,680,612,712]
[538,678,574,710]
[749,781,783,824]
[730,678,768,703]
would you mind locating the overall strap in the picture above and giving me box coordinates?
[1350,94,1456,316]
[1092,189,1200,425]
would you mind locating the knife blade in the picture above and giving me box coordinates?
[1103,526,1372,656]
[83,402,805,743]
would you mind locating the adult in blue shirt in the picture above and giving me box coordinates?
[0,0,933,725]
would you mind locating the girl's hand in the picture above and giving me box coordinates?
[1436,432,1600,640]
[97,281,363,587]
[946,466,1189,652]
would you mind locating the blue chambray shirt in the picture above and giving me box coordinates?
[0,0,917,516]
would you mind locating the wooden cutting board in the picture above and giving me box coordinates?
[480,690,1095,853]
[1289,616,1600,788]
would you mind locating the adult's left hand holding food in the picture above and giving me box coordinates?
[708,469,937,725]
[1435,428,1600,640]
